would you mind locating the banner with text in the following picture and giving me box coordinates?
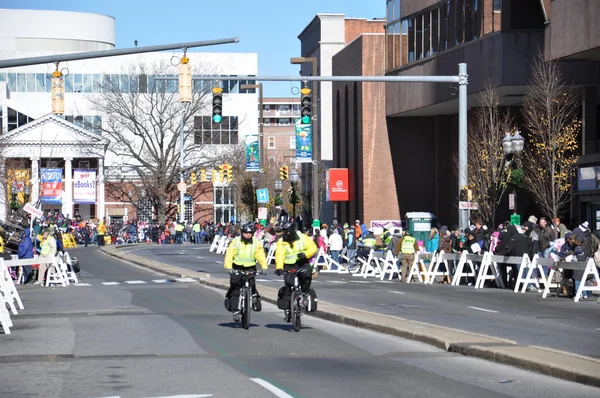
[245,135,260,172]
[73,169,97,204]
[40,168,63,204]
[327,168,350,201]
[295,118,312,163]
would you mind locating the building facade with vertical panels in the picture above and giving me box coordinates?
[261,97,300,168]
[0,8,258,225]
[384,0,600,226]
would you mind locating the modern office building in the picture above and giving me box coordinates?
[0,8,258,224]
[384,0,600,226]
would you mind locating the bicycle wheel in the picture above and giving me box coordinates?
[242,288,251,330]
[290,290,301,332]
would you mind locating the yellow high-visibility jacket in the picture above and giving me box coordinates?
[275,232,318,270]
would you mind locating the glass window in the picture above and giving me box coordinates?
[120,75,130,93]
[83,74,93,93]
[456,0,464,45]
[289,136,295,149]
[416,15,423,60]
[292,104,300,113]
[192,79,204,93]
[394,0,401,20]
[0,73,5,82]
[35,73,46,92]
[26,73,35,92]
[447,0,456,49]
[93,74,102,93]
[387,0,394,23]
[110,74,120,91]
[432,8,439,53]
[268,137,275,149]
[92,116,102,133]
[74,116,84,128]
[17,73,26,92]
[264,118,271,126]
[84,116,93,129]
[493,0,501,12]
[7,73,16,91]
[407,18,415,61]
[424,12,431,57]
[73,74,83,93]
[473,0,482,39]
[222,79,230,94]
[230,116,239,131]
[220,129,229,145]
[231,129,238,144]
[229,79,238,94]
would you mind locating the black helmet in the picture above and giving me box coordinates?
[282,222,296,233]
[241,223,255,234]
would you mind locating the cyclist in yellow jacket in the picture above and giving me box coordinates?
[275,222,318,322]
[224,223,268,321]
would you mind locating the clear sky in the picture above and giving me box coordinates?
[2,0,384,97]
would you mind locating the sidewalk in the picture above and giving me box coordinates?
[101,245,600,388]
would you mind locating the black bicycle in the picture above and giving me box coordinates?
[283,269,311,332]
[232,269,258,330]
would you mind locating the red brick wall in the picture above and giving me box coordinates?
[345,19,385,45]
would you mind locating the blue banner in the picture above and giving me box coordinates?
[295,119,312,163]
[40,168,63,204]
[245,135,260,172]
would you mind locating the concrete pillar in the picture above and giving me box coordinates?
[62,158,73,218]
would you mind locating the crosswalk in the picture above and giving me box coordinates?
[72,278,197,287]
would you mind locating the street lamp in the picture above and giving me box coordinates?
[24,185,30,203]
[502,130,525,224]
[10,182,19,212]
[290,56,319,222]
[290,168,300,221]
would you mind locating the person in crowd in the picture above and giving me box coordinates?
[426,227,439,253]
[396,231,418,282]
[17,228,35,284]
[328,228,343,265]
[36,228,57,285]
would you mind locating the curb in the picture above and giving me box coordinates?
[100,245,211,280]
[101,245,600,388]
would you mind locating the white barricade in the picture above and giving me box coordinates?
[543,259,600,302]
[475,253,505,289]
[314,247,331,271]
[209,236,221,252]
[451,253,482,286]
[514,254,547,293]
[352,249,380,278]
[45,256,68,287]
[266,244,276,265]
[380,251,400,281]
[426,251,458,284]
[216,237,231,254]
[407,252,436,283]
[0,258,25,314]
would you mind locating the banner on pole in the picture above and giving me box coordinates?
[245,135,260,172]
[40,168,63,204]
[73,169,97,204]
[295,118,312,163]
[327,168,349,201]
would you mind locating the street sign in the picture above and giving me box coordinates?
[177,182,187,192]
[258,207,267,220]
[459,201,479,210]
[256,188,269,204]
[23,203,43,219]
[509,193,515,210]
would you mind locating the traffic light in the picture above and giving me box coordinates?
[200,168,207,182]
[191,171,197,185]
[206,168,213,182]
[212,87,223,123]
[460,187,468,201]
[221,163,232,183]
[178,55,192,102]
[467,189,473,202]
[300,87,312,125]
[51,69,64,115]
[280,166,289,180]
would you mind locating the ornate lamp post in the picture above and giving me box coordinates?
[289,169,300,221]
[502,130,525,224]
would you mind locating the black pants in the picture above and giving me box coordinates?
[226,265,258,311]
[98,234,104,246]
[283,263,312,294]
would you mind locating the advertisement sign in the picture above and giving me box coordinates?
[40,168,63,204]
[73,169,96,204]
[245,135,260,172]
[295,118,312,163]
[327,168,349,201]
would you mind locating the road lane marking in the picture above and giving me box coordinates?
[388,291,405,295]
[250,378,294,398]
[350,281,372,284]
[102,282,120,286]
[197,256,204,259]
[175,277,196,282]
[73,283,91,287]
[153,279,169,283]
[215,261,221,264]
[326,280,348,284]
[468,306,499,313]
[125,280,146,284]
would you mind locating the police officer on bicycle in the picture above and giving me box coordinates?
[224,223,268,322]
[274,222,317,322]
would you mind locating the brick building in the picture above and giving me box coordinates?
[261,98,300,167]
[384,0,600,227]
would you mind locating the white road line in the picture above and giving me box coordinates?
[326,280,348,284]
[468,306,499,313]
[350,281,372,284]
[250,378,294,398]
[72,283,91,287]
[179,251,185,255]
[388,290,405,295]
[175,277,196,283]
[197,256,204,259]
[256,278,271,282]
[376,281,395,283]
[102,282,120,286]
[215,261,221,264]
[153,279,169,283]
[125,280,147,285]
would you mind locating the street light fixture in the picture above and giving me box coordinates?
[289,169,300,221]
[274,179,282,194]
[502,130,525,223]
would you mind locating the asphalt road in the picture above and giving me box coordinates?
[120,244,600,360]
[3,246,600,398]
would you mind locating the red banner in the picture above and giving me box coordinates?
[328,168,349,201]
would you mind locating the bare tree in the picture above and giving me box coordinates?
[88,61,219,223]
[465,83,515,225]
[522,52,581,222]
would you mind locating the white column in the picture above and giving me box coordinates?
[30,157,39,205]
[62,158,73,218]
[0,160,6,221]
[97,158,105,221]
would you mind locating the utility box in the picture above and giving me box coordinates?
[406,212,436,248]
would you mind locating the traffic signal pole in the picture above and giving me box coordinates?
[158,64,470,229]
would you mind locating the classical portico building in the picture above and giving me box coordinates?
[0,113,109,221]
